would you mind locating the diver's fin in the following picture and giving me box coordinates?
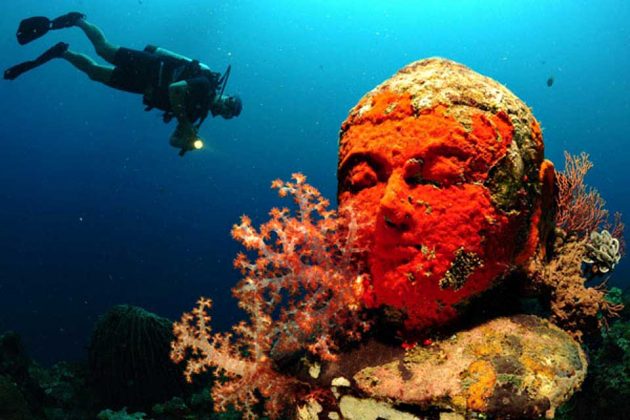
[4,60,39,80]
[16,13,85,45]
[4,42,69,80]
[50,12,86,30]
[37,41,69,62]
[16,16,52,45]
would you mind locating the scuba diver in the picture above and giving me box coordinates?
[4,12,242,156]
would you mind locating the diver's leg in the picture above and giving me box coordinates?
[74,19,120,64]
[62,50,113,83]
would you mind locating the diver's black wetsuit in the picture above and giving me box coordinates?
[108,45,221,124]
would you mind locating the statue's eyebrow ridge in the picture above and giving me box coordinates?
[339,152,388,180]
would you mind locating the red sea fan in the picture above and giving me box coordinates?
[556,152,624,247]
[170,174,369,418]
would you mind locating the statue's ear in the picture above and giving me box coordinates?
[539,159,557,260]
[516,159,557,266]
[540,160,556,211]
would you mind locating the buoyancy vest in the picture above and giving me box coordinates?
[141,48,221,126]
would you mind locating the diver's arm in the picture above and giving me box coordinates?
[168,80,192,125]
[168,80,197,141]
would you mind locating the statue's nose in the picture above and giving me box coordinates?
[379,173,414,231]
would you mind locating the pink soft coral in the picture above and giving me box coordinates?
[170,174,369,418]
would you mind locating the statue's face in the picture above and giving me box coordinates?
[337,81,546,330]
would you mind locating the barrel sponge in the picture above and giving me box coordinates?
[88,305,186,409]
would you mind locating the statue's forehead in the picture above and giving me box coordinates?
[338,58,541,170]
[339,106,513,178]
[341,116,465,162]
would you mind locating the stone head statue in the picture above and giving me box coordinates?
[337,58,555,330]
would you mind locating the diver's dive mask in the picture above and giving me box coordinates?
[225,95,242,118]
[210,94,242,119]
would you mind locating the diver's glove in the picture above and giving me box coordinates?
[170,122,204,157]
[170,122,196,146]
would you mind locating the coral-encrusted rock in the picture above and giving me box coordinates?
[337,58,556,330]
[347,315,586,419]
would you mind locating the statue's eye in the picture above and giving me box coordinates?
[404,157,442,188]
[346,162,378,192]
[339,154,387,193]
[404,158,425,185]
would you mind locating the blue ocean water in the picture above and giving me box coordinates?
[0,0,628,365]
